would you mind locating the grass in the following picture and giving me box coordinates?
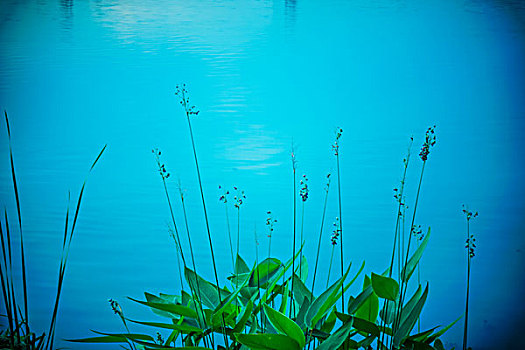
[1,110,106,350]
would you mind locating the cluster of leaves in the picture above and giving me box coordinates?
[71,233,458,350]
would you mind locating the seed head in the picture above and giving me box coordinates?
[300,174,309,202]
[419,125,436,161]
[331,217,341,245]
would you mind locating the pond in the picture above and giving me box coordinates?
[0,0,524,349]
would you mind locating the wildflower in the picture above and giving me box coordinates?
[331,217,341,245]
[218,185,229,203]
[233,187,246,209]
[462,205,478,221]
[175,84,199,116]
[411,224,424,241]
[466,234,476,258]
[152,148,170,180]
[266,211,277,238]
[332,127,343,156]
[108,299,124,318]
[300,174,309,202]
[419,125,436,161]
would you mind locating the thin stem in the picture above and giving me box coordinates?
[393,161,426,341]
[463,220,471,350]
[179,87,228,349]
[336,152,344,313]
[236,207,240,290]
[311,177,331,293]
[299,202,305,281]
[290,147,297,318]
[224,204,234,271]
[326,245,335,288]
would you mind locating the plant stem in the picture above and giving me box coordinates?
[326,245,335,288]
[290,146,297,318]
[311,176,331,293]
[336,151,344,313]
[224,204,234,271]
[180,87,228,349]
[463,219,471,350]
[299,202,305,281]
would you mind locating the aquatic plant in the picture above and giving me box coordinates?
[461,206,477,350]
[0,111,105,350]
[326,217,341,288]
[70,90,461,350]
[299,174,309,281]
[332,127,345,313]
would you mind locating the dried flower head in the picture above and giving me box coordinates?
[218,185,230,204]
[419,125,436,161]
[411,224,424,241]
[324,173,332,192]
[152,148,170,180]
[300,174,309,202]
[233,186,246,209]
[175,84,200,117]
[108,299,124,318]
[266,211,277,238]
[156,332,164,345]
[331,217,341,245]
[332,127,343,156]
[466,234,476,258]
[462,205,479,221]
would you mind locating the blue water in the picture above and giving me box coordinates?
[1,0,524,349]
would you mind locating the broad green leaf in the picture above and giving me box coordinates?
[144,292,182,318]
[233,299,253,333]
[401,228,431,282]
[393,283,429,347]
[315,319,355,350]
[400,285,423,326]
[379,299,397,325]
[355,276,379,323]
[185,267,230,309]
[371,273,399,301]
[250,258,282,287]
[279,282,290,314]
[320,308,337,334]
[235,254,250,274]
[334,313,379,338]
[263,304,305,348]
[235,333,301,350]
[128,297,198,319]
[305,263,352,328]
[347,285,373,314]
[291,274,314,306]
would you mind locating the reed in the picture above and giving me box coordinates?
[233,186,246,290]
[392,126,436,347]
[2,110,106,350]
[325,217,340,287]
[290,144,298,318]
[175,84,228,348]
[332,127,345,312]
[462,206,477,350]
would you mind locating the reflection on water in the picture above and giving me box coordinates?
[0,0,524,349]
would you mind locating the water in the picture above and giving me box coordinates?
[0,0,524,348]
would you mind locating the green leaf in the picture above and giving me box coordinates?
[371,273,399,301]
[250,258,282,287]
[393,283,429,347]
[433,339,446,350]
[379,299,396,325]
[401,228,431,282]
[235,254,250,274]
[235,333,301,350]
[185,267,230,309]
[144,292,181,318]
[305,263,352,328]
[355,277,379,323]
[347,285,373,314]
[128,297,198,319]
[319,308,337,334]
[263,304,305,348]
[233,299,253,333]
[426,315,462,343]
[315,319,355,350]
[295,255,308,283]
